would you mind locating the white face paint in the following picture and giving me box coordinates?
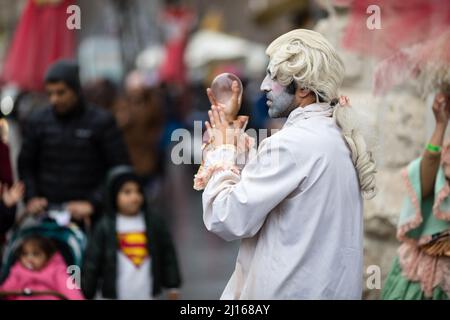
[260,72,296,118]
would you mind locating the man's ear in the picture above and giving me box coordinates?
[297,87,311,98]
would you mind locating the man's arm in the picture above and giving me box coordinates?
[17,114,40,202]
[0,202,15,234]
[202,136,306,241]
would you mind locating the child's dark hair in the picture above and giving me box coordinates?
[17,234,57,260]
[110,172,145,211]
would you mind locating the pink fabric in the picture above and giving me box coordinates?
[341,0,450,95]
[373,30,450,95]
[0,252,84,300]
[398,242,450,298]
[158,6,194,86]
[341,0,450,59]
[433,182,450,221]
[193,117,255,191]
[0,0,76,91]
[397,167,423,244]
[194,161,241,191]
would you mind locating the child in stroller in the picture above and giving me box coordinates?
[0,212,86,300]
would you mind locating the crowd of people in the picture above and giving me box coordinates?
[0,60,183,300]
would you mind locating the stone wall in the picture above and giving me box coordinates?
[315,12,431,299]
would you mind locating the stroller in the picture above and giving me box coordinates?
[0,206,86,300]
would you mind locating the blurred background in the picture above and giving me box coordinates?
[0,0,449,299]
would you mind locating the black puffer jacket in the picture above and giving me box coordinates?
[18,101,129,216]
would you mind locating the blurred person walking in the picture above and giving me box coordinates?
[18,60,129,230]
[114,71,165,202]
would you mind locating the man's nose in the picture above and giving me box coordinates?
[260,76,271,92]
[260,81,270,93]
[50,96,59,105]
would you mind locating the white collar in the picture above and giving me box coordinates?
[283,102,333,127]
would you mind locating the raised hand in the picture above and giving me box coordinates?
[1,181,25,208]
[432,92,450,125]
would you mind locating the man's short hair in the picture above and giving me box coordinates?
[44,60,81,93]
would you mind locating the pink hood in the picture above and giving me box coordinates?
[0,252,84,300]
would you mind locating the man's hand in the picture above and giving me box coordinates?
[66,201,94,221]
[26,197,48,215]
[1,182,25,208]
[432,92,450,126]
[206,106,240,148]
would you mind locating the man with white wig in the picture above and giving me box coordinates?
[199,29,377,299]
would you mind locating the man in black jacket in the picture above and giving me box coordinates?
[18,60,129,227]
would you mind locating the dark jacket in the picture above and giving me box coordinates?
[0,202,15,234]
[0,140,13,186]
[0,203,16,253]
[81,208,182,299]
[0,140,15,246]
[18,101,129,217]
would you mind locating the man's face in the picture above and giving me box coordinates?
[260,70,296,118]
[45,81,78,115]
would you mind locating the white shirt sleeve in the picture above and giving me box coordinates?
[202,136,307,241]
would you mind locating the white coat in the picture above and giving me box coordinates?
[202,102,364,299]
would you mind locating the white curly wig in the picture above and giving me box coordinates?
[266,29,377,199]
[266,29,345,103]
